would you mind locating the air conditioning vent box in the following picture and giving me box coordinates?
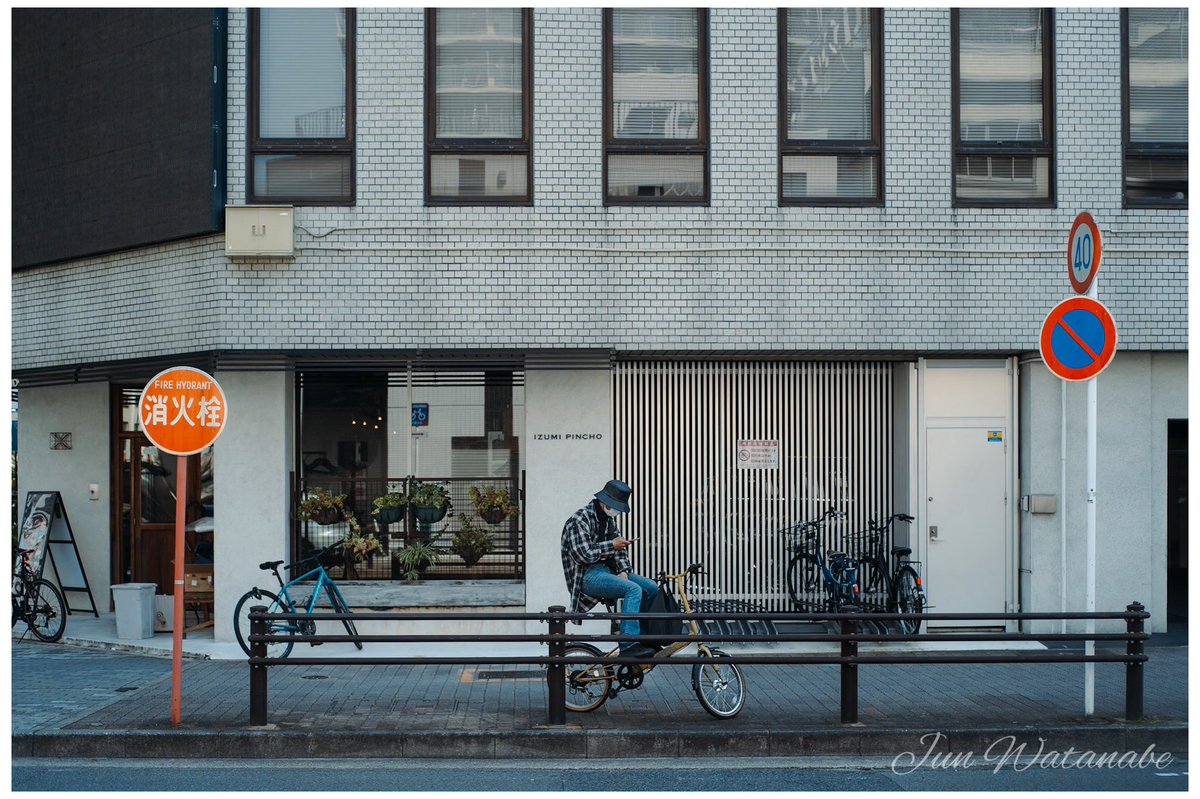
[225,205,294,256]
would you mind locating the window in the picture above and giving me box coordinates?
[952,9,1054,206]
[426,8,532,204]
[249,9,355,205]
[779,9,882,205]
[1123,9,1187,207]
[603,9,708,205]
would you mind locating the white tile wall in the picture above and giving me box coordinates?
[12,8,1187,372]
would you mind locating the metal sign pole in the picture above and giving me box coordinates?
[171,457,188,726]
[1084,277,1098,717]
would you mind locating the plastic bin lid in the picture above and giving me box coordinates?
[112,582,157,590]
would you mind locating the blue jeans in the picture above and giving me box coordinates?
[582,565,659,645]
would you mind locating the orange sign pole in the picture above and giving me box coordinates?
[171,458,188,726]
[139,366,227,727]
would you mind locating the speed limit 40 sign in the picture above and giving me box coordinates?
[1068,212,1102,295]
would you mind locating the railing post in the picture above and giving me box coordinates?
[249,605,269,726]
[840,604,859,724]
[546,605,567,726]
[1125,601,1145,722]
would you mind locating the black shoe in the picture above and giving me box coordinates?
[618,643,656,659]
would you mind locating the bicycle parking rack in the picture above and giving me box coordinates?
[246,602,1149,727]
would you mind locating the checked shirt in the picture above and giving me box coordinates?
[561,500,632,617]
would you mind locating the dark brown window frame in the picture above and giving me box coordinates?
[1121,9,1188,209]
[777,8,884,207]
[424,8,534,207]
[602,8,710,207]
[951,8,1056,208]
[248,8,356,206]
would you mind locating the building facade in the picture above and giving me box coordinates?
[12,8,1187,639]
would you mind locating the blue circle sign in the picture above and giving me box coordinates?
[1039,297,1118,381]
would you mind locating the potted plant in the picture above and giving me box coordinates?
[371,492,408,525]
[393,540,437,582]
[340,521,380,580]
[468,485,519,525]
[299,487,350,526]
[450,516,494,567]
[409,479,451,525]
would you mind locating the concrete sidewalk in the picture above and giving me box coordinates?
[11,630,1187,761]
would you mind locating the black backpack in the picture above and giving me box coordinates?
[640,582,682,641]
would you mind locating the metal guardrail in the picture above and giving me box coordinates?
[247,602,1149,727]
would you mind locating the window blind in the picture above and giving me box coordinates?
[785,9,872,141]
[958,8,1043,142]
[259,9,347,139]
[1128,8,1188,144]
[436,8,523,139]
[611,9,699,140]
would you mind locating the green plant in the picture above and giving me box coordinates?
[371,492,408,515]
[450,516,494,562]
[342,527,381,563]
[299,487,350,521]
[394,540,437,582]
[468,485,518,520]
[409,479,451,509]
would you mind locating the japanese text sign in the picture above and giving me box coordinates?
[139,367,228,455]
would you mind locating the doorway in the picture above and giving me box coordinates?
[112,388,212,595]
[1167,419,1186,628]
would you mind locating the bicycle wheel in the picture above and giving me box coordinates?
[692,647,746,719]
[563,643,613,712]
[233,588,296,659]
[326,584,363,650]
[27,579,66,642]
[893,566,926,635]
[785,554,822,610]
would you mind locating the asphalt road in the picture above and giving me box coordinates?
[12,757,1188,792]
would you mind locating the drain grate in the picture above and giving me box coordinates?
[474,670,540,681]
[301,674,329,680]
[114,687,137,693]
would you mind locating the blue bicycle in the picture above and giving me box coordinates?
[783,507,859,615]
[233,542,362,659]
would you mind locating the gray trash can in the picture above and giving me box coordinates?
[112,583,157,639]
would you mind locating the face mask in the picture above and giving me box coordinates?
[602,505,619,518]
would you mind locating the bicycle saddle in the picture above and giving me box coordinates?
[259,560,284,570]
[891,547,911,557]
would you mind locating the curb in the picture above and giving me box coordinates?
[13,723,1187,760]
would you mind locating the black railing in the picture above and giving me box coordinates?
[247,602,1149,727]
[292,475,524,580]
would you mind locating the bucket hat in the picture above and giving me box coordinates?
[594,479,632,514]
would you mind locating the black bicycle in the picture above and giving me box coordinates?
[854,513,926,634]
[12,548,66,642]
[783,508,859,615]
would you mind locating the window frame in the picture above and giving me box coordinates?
[248,8,357,206]
[1121,9,1188,209]
[950,8,1056,208]
[602,7,710,207]
[777,8,884,207]
[424,8,534,207]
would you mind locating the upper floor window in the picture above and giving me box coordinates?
[426,8,532,205]
[249,9,355,205]
[1123,9,1188,208]
[952,8,1054,206]
[603,8,709,205]
[779,9,883,205]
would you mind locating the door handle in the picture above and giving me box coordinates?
[929,525,939,542]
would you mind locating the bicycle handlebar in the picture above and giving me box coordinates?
[285,541,344,574]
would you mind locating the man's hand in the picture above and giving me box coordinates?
[616,571,629,580]
[613,536,631,551]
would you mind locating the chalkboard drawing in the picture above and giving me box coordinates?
[15,493,55,585]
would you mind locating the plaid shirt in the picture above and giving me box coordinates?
[561,500,632,616]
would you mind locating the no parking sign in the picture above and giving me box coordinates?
[1039,297,1118,382]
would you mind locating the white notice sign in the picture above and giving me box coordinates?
[736,440,779,470]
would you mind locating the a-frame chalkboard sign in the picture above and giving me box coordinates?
[17,492,99,618]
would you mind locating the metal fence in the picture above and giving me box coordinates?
[246,602,1149,727]
[292,475,524,580]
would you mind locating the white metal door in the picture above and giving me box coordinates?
[925,426,1007,626]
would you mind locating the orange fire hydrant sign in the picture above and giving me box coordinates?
[139,367,227,455]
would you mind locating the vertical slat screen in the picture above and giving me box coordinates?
[614,361,893,611]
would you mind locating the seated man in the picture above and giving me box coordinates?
[560,479,659,658]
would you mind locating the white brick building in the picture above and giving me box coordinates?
[13,8,1186,642]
